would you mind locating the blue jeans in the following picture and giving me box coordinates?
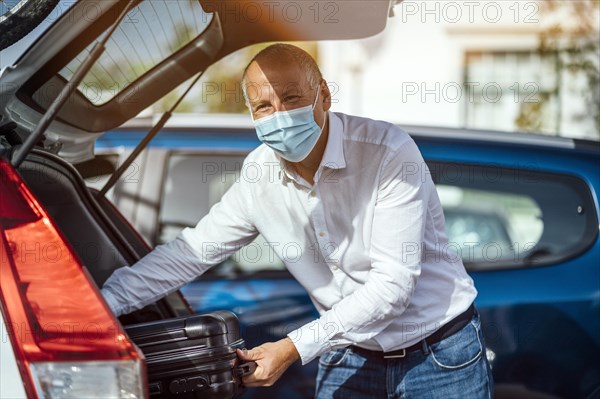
[315,312,493,399]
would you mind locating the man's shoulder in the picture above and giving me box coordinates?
[333,112,411,152]
[240,144,283,184]
[244,143,277,164]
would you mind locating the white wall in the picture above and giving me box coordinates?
[319,0,598,139]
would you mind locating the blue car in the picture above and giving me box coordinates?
[93,117,600,399]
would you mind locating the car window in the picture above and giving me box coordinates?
[159,153,285,275]
[58,1,213,105]
[438,185,543,265]
[430,161,597,271]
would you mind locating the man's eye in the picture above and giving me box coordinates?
[284,96,300,103]
[253,104,272,118]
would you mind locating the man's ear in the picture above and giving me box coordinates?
[321,80,332,111]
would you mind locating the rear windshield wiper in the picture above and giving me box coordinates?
[11,0,136,168]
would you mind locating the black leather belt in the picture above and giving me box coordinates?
[350,303,476,359]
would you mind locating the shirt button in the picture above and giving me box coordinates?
[310,191,317,197]
[331,265,338,271]
[319,231,325,237]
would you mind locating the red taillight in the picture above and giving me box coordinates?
[0,158,146,398]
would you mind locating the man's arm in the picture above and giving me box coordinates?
[101,170,258,316]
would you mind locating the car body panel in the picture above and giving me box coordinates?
[201,0,394,45]
[0,315,27,399]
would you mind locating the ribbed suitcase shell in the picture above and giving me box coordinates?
[124,310,247,398]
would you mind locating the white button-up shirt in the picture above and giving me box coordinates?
[102,111,477,365]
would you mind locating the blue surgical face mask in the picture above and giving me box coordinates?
[252,88,324,162]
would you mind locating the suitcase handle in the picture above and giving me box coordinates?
[235,361,257,378]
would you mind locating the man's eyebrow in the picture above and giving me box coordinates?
[281,86,306,98]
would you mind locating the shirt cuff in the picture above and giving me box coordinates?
[287,319,335,365]
[101,288,122,317]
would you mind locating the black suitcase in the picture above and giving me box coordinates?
[124,310,256,398]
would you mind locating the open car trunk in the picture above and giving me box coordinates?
[0,0,397,163]
[15,149,258,398]
[18,148,193,324]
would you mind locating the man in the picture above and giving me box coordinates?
[102,44,493,398]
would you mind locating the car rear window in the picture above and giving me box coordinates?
[58,1,213,105]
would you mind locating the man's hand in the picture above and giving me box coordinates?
[236,337,300,387]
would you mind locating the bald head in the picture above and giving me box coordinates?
[242,44,323,103]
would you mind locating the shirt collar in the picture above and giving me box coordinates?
[277,111,346,183]
[320,111,346,171]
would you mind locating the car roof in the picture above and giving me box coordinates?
[119,112,594,151]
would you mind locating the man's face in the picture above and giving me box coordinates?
[244,57,325,123]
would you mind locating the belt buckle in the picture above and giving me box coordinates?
[383,348,406,359]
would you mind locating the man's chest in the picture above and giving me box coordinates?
[250,168,378,270]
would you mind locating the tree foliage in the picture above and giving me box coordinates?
[538,0,600,137]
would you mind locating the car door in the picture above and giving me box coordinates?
[413,132,600,399]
